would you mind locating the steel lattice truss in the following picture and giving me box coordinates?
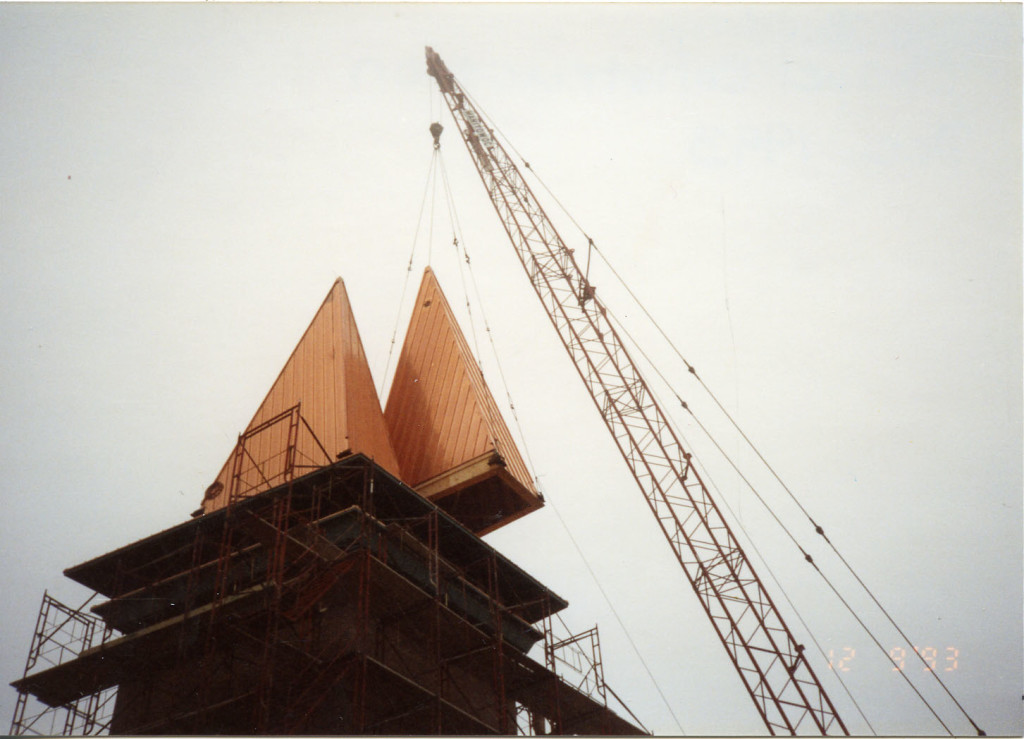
[426,47,847,736]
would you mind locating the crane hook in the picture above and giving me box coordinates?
[430,122,444,149]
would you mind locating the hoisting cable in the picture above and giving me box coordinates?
[457,87,863,732]
[432,114,562,499]
[379,146,438,398]
[431,126,687,736]
[432,133,512,460]
[485,94,985,732]
[679,407,924,735]
[650,390,878,735]
[434,147,508,459]
[434,135,537,485]
[459,85,982,735]
[710,492,877,736]
[605,304,954,736]
[597,309,877,733]
[427,155,438,267]
[590,240,986,735]
[436,148,485,363]
[828,541,988,736]
[585,236,594,287]
[816,565,957,736]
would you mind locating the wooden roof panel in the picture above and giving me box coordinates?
[384,268,540,532]
[202,279,401,512]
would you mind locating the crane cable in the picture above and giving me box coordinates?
[603,311,877,735]
[434,149,508,458]
[455,84,984,736]
[456,82,875,732]
[436,151,484,364]
[549,186,967,734]
[588,239,985,737]
[379,147,438,397]
[594,254,956,736]
[431,137,688,737]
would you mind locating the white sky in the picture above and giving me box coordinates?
[1,3,1020,736]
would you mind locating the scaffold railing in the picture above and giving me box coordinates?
[10,591,118,736]
[546,620,606,706]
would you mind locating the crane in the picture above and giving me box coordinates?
[425,47,848,736]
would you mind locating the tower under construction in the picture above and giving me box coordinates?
[10,273,645,736]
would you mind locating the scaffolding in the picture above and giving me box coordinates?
[10,408,645,736]
[9,593,118,736]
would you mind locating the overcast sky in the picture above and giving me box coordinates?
[1,3,1020,736]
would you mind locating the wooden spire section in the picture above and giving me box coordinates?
[202,279,401,513]
[384,267,542,535]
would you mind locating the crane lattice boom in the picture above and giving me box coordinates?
[425,47,848,736]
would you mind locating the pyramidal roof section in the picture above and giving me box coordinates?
[384,267,537,496]
[203,278,401,513]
